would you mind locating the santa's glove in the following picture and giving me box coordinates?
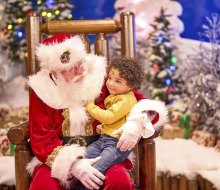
[113,121,143,152]
[70,157,105,190]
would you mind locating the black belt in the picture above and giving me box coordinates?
[59,134,100,147]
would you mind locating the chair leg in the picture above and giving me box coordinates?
[139,138,156,190]
[14,143,32,190]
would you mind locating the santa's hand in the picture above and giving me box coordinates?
[71,157,105,189]
[113,121,142,151]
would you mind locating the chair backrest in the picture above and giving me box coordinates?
[7,12,157,190]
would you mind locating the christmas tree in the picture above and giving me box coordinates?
[146,8,185,105]
[184,14,220,138]
[1,0,73,65]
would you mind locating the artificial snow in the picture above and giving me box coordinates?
[0,156,15,186]
[156,137,220,189]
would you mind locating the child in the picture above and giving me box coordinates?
[85,57,145,174]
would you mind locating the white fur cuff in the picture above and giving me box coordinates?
[51,144,86,187]
[130,99,168,127]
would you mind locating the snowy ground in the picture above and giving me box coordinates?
[156,137,220,189]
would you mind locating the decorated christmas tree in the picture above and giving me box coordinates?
[1,0,73,65]
[146,8,185,105]
[184,14,220,139]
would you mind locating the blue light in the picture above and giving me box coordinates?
[169,65,176,72]
[17,31,23,38]
[169,101,174,106]
[165,78,172,86]
[46,0,54,8]
[157,35,164,42]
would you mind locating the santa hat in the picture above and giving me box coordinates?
[36,34,87,71]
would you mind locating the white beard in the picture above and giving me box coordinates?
[28,54,106,136]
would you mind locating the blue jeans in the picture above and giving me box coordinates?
[85,135,132,174]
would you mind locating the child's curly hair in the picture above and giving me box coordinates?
[108,57,144,90]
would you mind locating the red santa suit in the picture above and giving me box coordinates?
[26,34,168,190]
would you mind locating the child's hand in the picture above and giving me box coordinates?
[96,124,102,134]
[82,100,88,106]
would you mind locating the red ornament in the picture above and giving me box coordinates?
[28,10,34,15]
[152,64,159,72]
[167,86,173,94]
[4,28,8,33]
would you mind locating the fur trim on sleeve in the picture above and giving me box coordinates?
[129,99,168,128]
[51,144,86,188]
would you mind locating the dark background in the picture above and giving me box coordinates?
[69,0,220,41]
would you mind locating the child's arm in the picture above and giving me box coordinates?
[86,97,132,124]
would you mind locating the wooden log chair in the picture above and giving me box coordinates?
[7,12,160,190]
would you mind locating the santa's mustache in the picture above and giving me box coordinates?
[51,61,85,84]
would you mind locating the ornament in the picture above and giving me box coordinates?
[152,64,159,71]
[28,10,33,15]
[167,86,173,94]
[60,50,71,64]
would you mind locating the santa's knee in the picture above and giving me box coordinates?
[104,165,134,190]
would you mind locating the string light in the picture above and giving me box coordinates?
[17,18,23,23]
[67,14,72,19]
[46,0,54,8]
[171,56,177,63]
[55,10,60,15]
[37,0,42,5]
[17,31,23,38]
[7,24,13,30]
[157,34,164,42]
[24,52,28,57]
[165,78,172,86]
[169,101,174,106]
[42,11,47,17]
[47,12,52,17]
[169,65,176,72]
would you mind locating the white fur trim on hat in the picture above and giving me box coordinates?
[36,36,87,71]
[51,144,86,188]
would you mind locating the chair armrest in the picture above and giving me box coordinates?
[149,126,161,139]
[7,121,30,145]
[138,126,161,190]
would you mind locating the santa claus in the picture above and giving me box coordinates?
[26,34,168,190]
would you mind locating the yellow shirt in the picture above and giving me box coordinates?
[86,91,137,139]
